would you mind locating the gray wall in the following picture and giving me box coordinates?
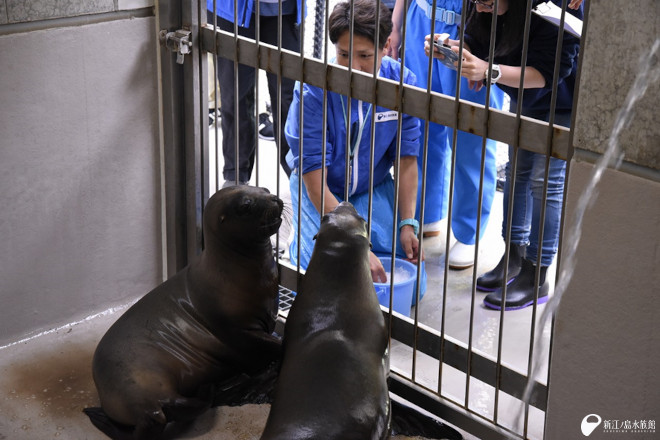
[546,1,660,438]
[0,0,161,346]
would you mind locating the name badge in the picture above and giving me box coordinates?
[375,111,398,122]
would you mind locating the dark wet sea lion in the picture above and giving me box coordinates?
[260,201,391,440]
[84,185,284,439]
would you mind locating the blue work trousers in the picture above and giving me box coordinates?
[404,0,504,244]
[289,171,427,300]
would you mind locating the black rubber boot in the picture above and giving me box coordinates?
[476,243,525,292]
[483,258,549,311]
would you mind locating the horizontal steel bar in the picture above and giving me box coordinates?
[389,374,520,440]
[389,312,548,411]
[200,25,572,160]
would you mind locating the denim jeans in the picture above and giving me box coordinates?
[502,110,572,267]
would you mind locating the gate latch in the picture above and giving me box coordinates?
[160,29,192,64]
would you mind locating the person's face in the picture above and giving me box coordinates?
[473,0,508,15]
[335,31,390,74]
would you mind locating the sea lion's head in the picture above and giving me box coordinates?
[204,185,283,246]
[315,202,369,247]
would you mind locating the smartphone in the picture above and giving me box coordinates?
[433,40,459,70]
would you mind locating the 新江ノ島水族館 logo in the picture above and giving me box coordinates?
[582,414,602,436]
[582,414,656,436]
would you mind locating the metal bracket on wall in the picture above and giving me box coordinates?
[160,28,192,64]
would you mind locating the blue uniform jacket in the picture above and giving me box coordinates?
[285,56,421,196]
[206,0,304,28]
[465,0,583,113]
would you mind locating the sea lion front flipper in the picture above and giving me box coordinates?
[160,394,213,424]
[390,399,463,440]
[213,360,281,407]
[83,407,135,440]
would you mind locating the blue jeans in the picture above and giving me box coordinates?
[503,110,572,267]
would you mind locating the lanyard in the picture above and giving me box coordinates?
[341,96,372,196]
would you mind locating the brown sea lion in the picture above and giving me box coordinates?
[260,201,391,440]
[84,185,283,439]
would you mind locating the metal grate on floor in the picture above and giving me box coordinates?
[278,286,296,312]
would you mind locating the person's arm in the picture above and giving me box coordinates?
[304,167,388,283]
[387,0,408,59]
[301,168,340,216]
[424,34,545,92]
[397,156,422,263]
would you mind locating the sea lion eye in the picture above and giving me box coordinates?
[238,197,252,215]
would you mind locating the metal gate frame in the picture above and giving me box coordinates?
[157,0,585,438]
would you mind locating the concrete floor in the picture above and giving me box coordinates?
[0,303,464,440]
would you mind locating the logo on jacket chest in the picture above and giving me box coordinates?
[375,111,398,122]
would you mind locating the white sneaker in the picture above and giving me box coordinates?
[422,218,448,237]
[448,241,476,269]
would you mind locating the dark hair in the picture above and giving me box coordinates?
[464,0,539,58]
[329,0,392,50]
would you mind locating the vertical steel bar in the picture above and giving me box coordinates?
[465,0,499,417]
[493,0,534,428]
[182,0,204,260]
[254,0,261,188]
[319,0,330,218]
[522,1,571,436]
[232,2,240,185]
[294,0,306,280]
[343,1,355,202]
[212,0,219,193]
[410,0,440,385]
[366,0,381,250]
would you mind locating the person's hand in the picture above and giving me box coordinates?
[399,225,424,264]
[423,33,453,59]
[387,27,402,59]
[369,251,387,283]
[568,0,583,10]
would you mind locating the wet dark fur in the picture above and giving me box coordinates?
[84,186,284,440]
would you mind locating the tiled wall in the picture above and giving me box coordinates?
[0,0,154,24]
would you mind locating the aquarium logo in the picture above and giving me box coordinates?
[581,414,602,437]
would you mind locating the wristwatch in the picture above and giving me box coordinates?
[486,64,502,84]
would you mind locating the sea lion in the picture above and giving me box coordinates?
[260,201,391,440]
[84,185,284,440]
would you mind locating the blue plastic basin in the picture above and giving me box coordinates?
[374,257,416,317]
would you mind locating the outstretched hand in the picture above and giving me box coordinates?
[370,251,387,283]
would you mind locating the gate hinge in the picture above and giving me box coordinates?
[160,28,192,64]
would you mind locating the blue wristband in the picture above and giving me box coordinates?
[398,218,419,236]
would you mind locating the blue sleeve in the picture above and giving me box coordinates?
[393,68,421,160]
[284,82,332,174]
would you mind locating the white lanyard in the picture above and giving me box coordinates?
[341,96,372,196]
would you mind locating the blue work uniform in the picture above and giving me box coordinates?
[285,56,427,299]
[404,0,505,244]
[207,0,303,27]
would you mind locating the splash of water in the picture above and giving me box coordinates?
[517,38,660,432]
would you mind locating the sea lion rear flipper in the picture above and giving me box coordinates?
[83,407,135,440]
[390,399,463,440]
